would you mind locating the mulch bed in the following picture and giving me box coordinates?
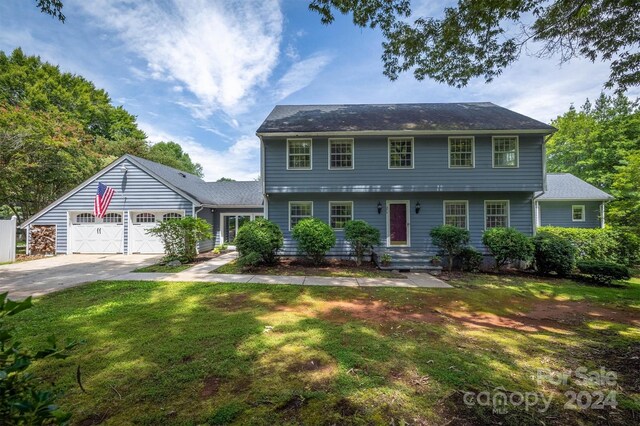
[242,257,406,278]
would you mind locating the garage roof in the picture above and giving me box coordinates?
[257,103,556,134]
[536,173,613,201]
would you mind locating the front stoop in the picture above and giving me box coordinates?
[373,250,443,273]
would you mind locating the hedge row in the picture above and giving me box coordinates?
[537,226,640,266]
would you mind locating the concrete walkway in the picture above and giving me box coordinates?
[113,252,452,288]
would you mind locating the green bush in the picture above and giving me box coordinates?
[458,246,483,272]
[482,227,534,271]
[344,220,380,266]
[0,293,79,424]
[577,260,630,285]
[147,217,212,263]
[234,218,283,266]
[537,226,640,266]
[292,218,336,265]
[430,225,470,272]
[533,232,577,277]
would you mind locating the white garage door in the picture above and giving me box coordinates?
[130,211,183,254]
[70,212,124,253]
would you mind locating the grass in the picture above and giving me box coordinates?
[133,263,192,273]
[214,259,406,278]
[8,273,639,425]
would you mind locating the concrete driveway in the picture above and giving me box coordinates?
[0,254,160,299]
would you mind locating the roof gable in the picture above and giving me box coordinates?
[257,102,556,134]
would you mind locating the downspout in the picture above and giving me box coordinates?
[258,134,268,219]
[194,205,204,253]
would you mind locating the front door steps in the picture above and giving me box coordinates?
[373,249,443,273]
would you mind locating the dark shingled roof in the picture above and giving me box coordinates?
[536,173,613,201]
[128,155,263,206]
[256,103,556,134]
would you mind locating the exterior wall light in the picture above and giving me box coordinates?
[377,202,382,214]
[415,202,421,214]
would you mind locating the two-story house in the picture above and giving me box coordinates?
[257,103,570,267]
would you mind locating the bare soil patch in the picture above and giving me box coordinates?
[201,376,222,399]
[227,257,406,278]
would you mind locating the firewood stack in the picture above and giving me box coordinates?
[29,225,56,255]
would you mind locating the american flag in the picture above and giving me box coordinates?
[94,182,115,218]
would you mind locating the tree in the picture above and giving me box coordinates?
[216,177,236,182]
[546,93,640,227]
[310,0,640,92]
[36,0,65,22]
[148,142,203,177]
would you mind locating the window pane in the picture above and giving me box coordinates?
[288,140,311,169]
[485,201,508,228]
[330,139,353,169]
[330,202,353,229]
[493,137,518,167]
[444,202,467,229]
[449,137,474,167]
[572,206,584,221]
[290,202,313,228]
[389,138,413,168]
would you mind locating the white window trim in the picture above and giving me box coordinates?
[572,204,586,222]
[484,200,511,230]
[448,136,475,168]
[442,200,470,230]
[328,201,354,230]
[286,138,313,170]
[386,200,411,247]
[387,137,415,169]
[288,201,313,231]
[492,135,520,168]
[327,138,355,170]
[219,213,263,244]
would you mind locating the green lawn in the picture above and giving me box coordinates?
[214,259,405,278]
[133,263,192,273]
[8,274,639,425]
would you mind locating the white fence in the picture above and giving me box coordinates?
[0,216,17,263]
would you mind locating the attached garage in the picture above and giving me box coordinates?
[20,154,264,255]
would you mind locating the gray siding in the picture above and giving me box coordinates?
[267,192,534,256]
[29,159,194,254]
[539,201,602,229]
[264,134,544,193]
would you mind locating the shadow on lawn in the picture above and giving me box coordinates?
[9,280,639,425]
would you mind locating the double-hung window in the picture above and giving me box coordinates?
[493,136,519,168]
[485,201,509,229]
[329,201,353,230]
[443,201,468,229]
[289,201,313,230]
[449,137,474,168]
[287,139,312,170]
[329,138,354,169]
[572,205,585,222]
[388,138,414,168]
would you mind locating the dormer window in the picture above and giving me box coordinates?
[287,139,312,170]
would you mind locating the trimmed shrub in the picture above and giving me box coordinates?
[344,220,380,266]
[533,232,577,277]
[482,227,534,271]
[147,217,212,263]
[577,260,630,285]
[292,218,336,265]
[430,225,470,272]
[537,226,640,266]
[234,218,283,266]
[458,246,483,272]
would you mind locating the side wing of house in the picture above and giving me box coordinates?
[25,158,196,254]
[538,200,604,228]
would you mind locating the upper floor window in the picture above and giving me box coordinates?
[493,136,519,168]
[287,139,312,170]
[329,138,354,169]
[572,205,585,222]
[485,200,509,229]
[443,201,468,229]
[449,137,475,168]
[163,212,183,221]
[329,201,353,230]
[289,201,313,230]
[388,137,414,169]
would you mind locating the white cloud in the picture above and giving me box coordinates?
[273,53,332,100]
[139,122,260,181]
[75,0,283,117]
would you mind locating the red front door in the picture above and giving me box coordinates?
[389,203,408,245]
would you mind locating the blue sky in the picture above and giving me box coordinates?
[1,0,635,180]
